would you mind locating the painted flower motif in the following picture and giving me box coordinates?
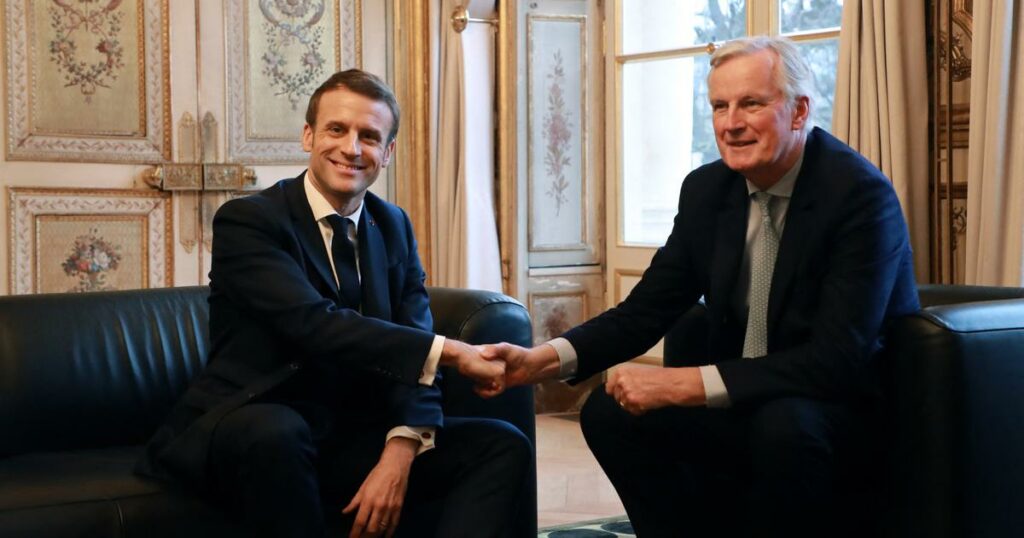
[258,0,328,109]
[302,51,324,69]
[96,39,117,54]
[262,50,286,69]
[543,50,574,216]
[274,0,312,18]
[62,228,123,293]
[47,0,126,101]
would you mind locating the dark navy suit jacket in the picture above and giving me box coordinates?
[564,127,920,408]
[138,174,441,486]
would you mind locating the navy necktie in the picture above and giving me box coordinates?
[325,214,361,310]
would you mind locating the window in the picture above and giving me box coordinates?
[617,0,843,245]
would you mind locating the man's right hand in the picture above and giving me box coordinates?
[439,339,506,396]
[479,343,561,389]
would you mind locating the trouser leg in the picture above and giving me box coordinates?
[580,387,743,538]
[208,403,322,538]
[319,417,532,538]
[743,397,860,538]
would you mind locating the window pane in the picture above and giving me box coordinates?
[621,55,718,245]
[621,0,746,55]
[779,0,843,34]
[797,38,839,131]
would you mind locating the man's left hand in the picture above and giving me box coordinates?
[606,365,706,415]
[342,437,418,537]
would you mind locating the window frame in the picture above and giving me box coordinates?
[611,0,842,248]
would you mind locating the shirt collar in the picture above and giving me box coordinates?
[303,171,363,231]
[744,149,804,199]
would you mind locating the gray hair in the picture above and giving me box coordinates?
[709,36,813,126]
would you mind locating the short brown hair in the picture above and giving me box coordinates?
[304,69,401,143]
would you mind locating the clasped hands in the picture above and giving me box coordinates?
[449,341,707,414]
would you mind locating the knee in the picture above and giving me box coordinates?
[474,419,533,475]
[747,398,834,470]
[580,386,633,450]
[217,404,314,460]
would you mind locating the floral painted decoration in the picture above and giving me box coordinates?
[62,228,123,292]
[543,50,573,216]
[259,0,327,109]
[48,0,127,102]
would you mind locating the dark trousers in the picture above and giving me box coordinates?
[207,403,531,538]
[580,387,876,538]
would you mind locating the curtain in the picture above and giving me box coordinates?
[965,0,1024,286]
[433,0,502,291]
[832,0,930,283]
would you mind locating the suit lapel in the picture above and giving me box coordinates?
[767,132,821,331]
[709,175,749,314]
[358,207,392,321]
[283,175,339,300]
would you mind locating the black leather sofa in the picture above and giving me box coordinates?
[0,286,537,538]
[663,284,1024,538]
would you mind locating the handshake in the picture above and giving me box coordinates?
[439,340,561,398]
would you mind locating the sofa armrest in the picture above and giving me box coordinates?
[426,286,537,535]
[917,283,1024,308]
[884,297,1024,538]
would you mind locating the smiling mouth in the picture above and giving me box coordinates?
[329,158,365,171]
[727,140,756,148]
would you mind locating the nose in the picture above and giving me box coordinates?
[339,131,360,156]
[723,105,746,132]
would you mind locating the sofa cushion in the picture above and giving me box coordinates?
[0,445,244,538]
[0,288,210,458]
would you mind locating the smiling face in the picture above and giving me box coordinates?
[708,49,809,189]
[302,86,396,213]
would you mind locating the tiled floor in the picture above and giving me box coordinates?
[535,413,625,529]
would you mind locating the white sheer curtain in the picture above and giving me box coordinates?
[965,0,1024,286]
[832,0,930,283]
[432,0,502,291]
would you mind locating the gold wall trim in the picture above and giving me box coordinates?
[391,0,432,281]
[498,0,518,296]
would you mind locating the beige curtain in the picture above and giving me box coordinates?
[832,0,930,283]
[965,0,1024,286]
[433,0,502,291]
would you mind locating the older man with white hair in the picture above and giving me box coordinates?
[485,36,919,537]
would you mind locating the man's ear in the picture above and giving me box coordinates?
[381,138,397,167]
[791,95,810,130]
[302,123,313,152]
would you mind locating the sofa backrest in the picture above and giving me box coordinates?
[0,287,210,457]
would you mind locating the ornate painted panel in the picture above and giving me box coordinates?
[4,0,171,162]
[224,0,361,163]
[528,269,603,413]
[8,188,173,294]
[527,14,587,252]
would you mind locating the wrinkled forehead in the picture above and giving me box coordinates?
[708,50,783,99]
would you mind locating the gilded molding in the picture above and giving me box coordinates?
[391,0,432,280]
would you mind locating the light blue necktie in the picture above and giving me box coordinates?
[743,192,779,358]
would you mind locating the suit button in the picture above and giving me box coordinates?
[247,392,256,399]
[289,362,300,370]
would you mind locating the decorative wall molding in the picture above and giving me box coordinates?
[8,188,173,294]
[223,0,361,163]
[4,0,171,163]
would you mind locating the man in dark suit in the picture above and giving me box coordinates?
[137,69,530,538]
[484,36,919,537]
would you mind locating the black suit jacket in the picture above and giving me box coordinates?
[138,174,441,486]
[564,128,920,408]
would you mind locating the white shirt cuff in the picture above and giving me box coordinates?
[419,335,444,385]
[547,337,578,379]
[386,426,436,455]
[699,365,731,408]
